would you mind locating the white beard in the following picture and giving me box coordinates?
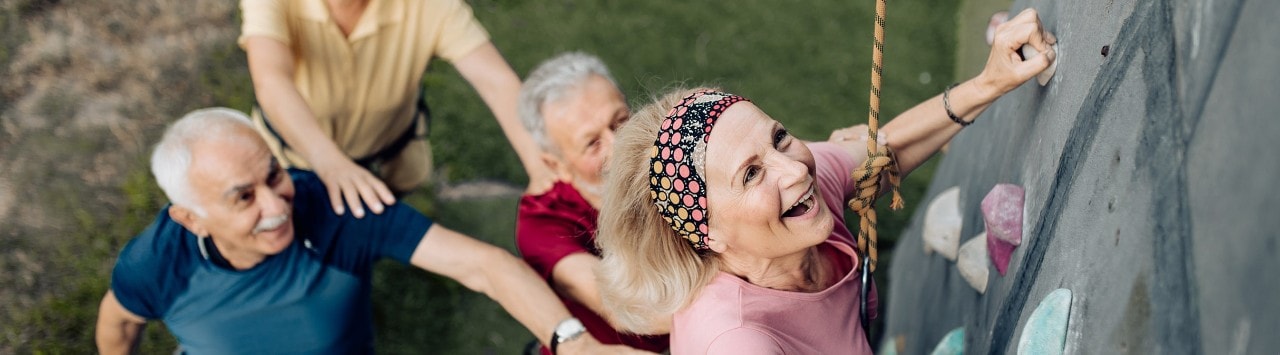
[575,178,603,202]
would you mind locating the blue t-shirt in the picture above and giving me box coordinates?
[110,169,432,354]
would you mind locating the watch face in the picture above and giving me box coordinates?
[555,318,586,338]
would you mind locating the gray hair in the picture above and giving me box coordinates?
[518,52,620,156]
[150,107,256,216]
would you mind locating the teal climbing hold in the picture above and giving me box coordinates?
[1018,288,1073,355]
[930,327,965,355]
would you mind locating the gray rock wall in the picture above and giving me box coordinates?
[884,0,1279,353]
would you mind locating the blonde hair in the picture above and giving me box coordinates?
[595,87,721,333]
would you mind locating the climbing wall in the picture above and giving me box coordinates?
[883,0,1279,353]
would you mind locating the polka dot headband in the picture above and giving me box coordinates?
[648,90,749,251]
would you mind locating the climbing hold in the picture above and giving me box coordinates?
[930,327,965,355]
[957,234,989,294]
[982,184,1024,276]
[923,187,962,260]
[1020,43,1059,86]
[1018,288,1073,355]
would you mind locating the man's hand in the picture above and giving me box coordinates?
[244,35,396,218]
[555,335,660,355]
[524,162,557,196]
[828,124,870,143]
[309,154,396,218]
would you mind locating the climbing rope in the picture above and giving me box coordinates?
[849,0,903,338]
[848,0,904,275]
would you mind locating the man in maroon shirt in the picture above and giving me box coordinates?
[516,52,668,354]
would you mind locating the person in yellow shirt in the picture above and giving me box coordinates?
[240,0,553,218]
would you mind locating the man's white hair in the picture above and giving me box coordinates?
[150,107,256,216]
[518,52,620,156]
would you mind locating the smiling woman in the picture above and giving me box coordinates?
[595,88,880,354]
[595,13,1056,348]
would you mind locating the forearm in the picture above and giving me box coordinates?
[252,76,348,164]
[244,37,347,166]
[551,254,615,326]
[880,8,1055,175]
[480,72,541,171]
[454,44,543,174]
[882,78,1000,174]
[481,249,571,346]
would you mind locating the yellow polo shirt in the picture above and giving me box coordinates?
[239,0,490,191]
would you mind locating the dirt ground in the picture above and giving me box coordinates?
[0,0,248,348]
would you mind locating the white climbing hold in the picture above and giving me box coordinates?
[957,234,989,294]
[1018,288,1073,355]
[1020,43,1059,86]
[924,187,963,260]
[930,327,965,355]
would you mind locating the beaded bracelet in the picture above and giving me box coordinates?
[943,83,972,127]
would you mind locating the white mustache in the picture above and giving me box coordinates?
[252,213,290,234]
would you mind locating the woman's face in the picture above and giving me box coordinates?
[703,103,834,259]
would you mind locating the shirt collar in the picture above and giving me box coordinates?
[301,0,403,40]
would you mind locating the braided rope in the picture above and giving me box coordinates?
[847,0,904,274]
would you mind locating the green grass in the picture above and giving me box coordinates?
[10,0,958,353]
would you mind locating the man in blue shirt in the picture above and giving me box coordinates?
[94,108,638,354]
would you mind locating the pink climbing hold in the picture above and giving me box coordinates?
[983,183,1024,276]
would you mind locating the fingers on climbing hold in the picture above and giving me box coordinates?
[924,187,963,260]
[958,234,990,294]
[987,11,1010,46]
[1019,43,1059,86]
[982,184,1025,276]
[1018,289,1073,355]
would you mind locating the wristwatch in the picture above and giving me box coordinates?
[549,317,586,354]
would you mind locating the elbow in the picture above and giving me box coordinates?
[466,245,526,296]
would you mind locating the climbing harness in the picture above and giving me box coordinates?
[848,0,905,337]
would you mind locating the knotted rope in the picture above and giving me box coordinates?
[851,0,902,338]
[847,0,903,275]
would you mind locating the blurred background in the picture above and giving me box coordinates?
[0,0,1006,352]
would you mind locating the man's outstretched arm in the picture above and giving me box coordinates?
[96,290,147,355]
[409,225,653,354]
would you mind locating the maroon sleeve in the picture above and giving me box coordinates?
[515,183,597,282]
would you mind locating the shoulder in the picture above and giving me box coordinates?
[517,182,594,223]
[706,327,784,355]
[115,209,195,277]
[515,182,598,271]
[289,169,324,195]
[675,274,749,339]
[288,168,328,218]
[111,208,198,318]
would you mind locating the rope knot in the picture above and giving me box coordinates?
[847,140,903,272]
